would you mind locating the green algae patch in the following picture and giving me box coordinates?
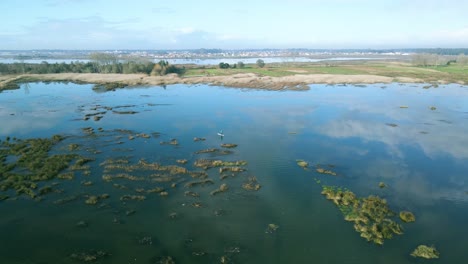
[321,186,403,245]
[0,135,83,198]
[411,245,439,259]
[399,211,416,223]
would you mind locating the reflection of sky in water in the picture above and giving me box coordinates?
[2,82,468,263]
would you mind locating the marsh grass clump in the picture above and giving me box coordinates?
[210,183,229,196]
[185,179,214,188]
[265,224,279,234]
[85,193,109,205]
[112,110,138,115]
[221,143,237,148]
[194,159,247,170]
[399,211,416,223]
[189,171,208,179]
[68,143,80,151]
[75,157,95,166]
[120,194,146,201]
[195,148,219,154]
[160,139,178,145]
[38,185,53,196]
[58,172,75,180]
[85,195,99,205]
[316,167,337,176]
[411,245,439,259]
[219,167,245,173]
[321,186,403,245]
[242,176,261,191]
[296,159,308,169]
[0,136,83,198]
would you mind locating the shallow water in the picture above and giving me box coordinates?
[1,82,467,263]
[0,56,384,65]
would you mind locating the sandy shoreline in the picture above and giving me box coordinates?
[1,73,424,90]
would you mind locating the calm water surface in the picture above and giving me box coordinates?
[0,82,467,263]
[0,57,384,65]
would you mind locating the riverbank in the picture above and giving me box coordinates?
[1,61,466,91]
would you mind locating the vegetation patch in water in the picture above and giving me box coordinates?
[321,186,403,245]
[242,176,261,191]
[221,143,237,148]
[0,135,84,198]
[411,245,440,259]
[296,159,309,168]
[210,183,229,195]
[120,194,146,201]
[399,211,416,223]
[185,179,214,188]
[195,148,219,154]
[112,110,139,115]
[194,159,247,170]
[160,139,179,146]
[316,167,337,176]
[265,223,279,234]
[219,166,245,173]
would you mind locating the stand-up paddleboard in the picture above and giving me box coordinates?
[217,130,224,137]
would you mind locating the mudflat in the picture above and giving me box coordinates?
[0,72,420,90]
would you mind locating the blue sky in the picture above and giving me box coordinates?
[0,0,467,50]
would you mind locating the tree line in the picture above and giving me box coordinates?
[0,53,185,76]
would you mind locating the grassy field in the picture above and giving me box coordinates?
[184,62,468,84]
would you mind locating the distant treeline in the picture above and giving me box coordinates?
[0,58,185,76]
